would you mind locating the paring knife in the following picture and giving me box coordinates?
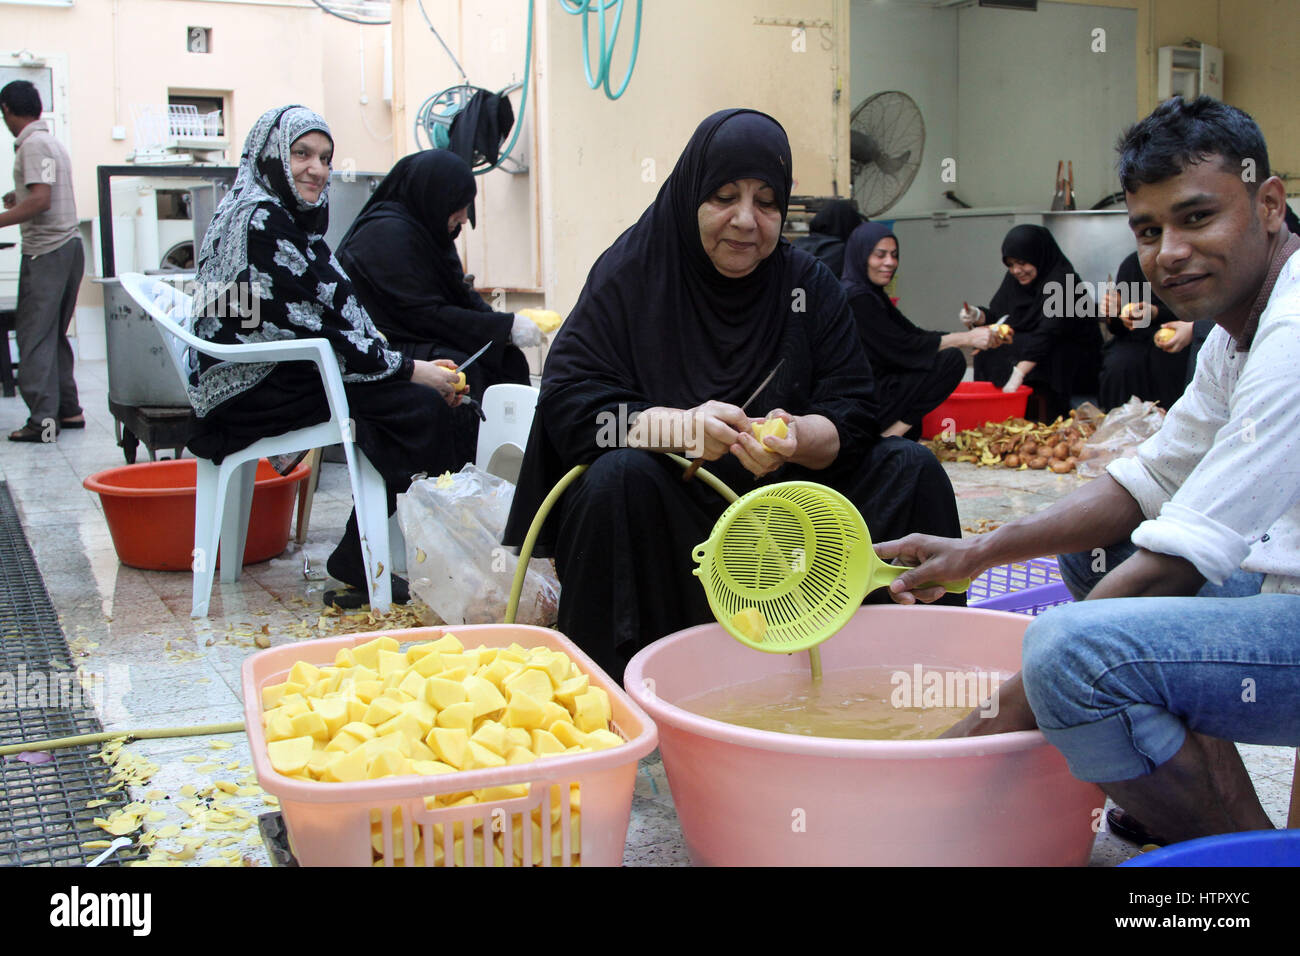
[682,359,786,482]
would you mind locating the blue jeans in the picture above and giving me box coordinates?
[1024,548,1300,782]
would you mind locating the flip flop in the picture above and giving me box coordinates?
[1106,808,1167,847]
[8,424,53,443]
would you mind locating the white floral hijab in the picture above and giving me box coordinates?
[192,105,332,317]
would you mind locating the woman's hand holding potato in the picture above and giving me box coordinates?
[733,410,798,478]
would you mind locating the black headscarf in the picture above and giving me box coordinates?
[543,108,796,411]
[841,220,895,302]
[504,108,877,551]
[338,149,476,285]
[983,224,1101,395]
[810,199,863,241]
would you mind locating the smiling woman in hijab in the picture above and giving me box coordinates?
[186,105,464,607]
[792,197,864,277]
[501,109,962,681]
[842,221,1003,438]
[964,224,1102,421]
[337,150,537,467]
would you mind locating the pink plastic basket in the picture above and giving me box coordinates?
[242,624,658,867]
[969,557,1073,615]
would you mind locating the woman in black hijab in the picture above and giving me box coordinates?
[1097,251,1190,409]
[792,198,863,277]
[502,109,962,681]
[842,221,1003,438]
[337,149,536,467]
[966,225,1102,422]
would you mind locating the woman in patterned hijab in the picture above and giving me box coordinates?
[187,104,464,607]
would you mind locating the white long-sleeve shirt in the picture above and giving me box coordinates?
[1107,248,1300,593]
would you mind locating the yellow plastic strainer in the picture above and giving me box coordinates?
[692,481,969,653]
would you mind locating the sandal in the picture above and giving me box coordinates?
[7,423,53,443]
[59,416,86,429]
[324,574,411,610]
[1106,808,1167,847]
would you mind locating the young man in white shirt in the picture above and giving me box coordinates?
[0,79,84,442]
[875,95,1299,846]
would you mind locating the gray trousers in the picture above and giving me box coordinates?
[16,237,83,430]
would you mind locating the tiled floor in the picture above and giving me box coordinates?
[1,358,1293,866]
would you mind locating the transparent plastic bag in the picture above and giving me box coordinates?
[1075,397,1167,478]
[397,464,559,627]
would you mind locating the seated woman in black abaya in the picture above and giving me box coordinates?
[1097,251,1192,410]
[336,149,539,468]
[842,221,1006,438]
[502,109,963,682]
[964,225,1102,422]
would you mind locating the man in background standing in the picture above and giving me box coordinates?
[0,79,83,442]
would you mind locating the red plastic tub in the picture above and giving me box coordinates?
[83,458,309,571]
[921,381,1032,439]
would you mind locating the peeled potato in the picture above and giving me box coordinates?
[730,608,767,642]
[751,418,789,450]
[995,324,1014,343]
[454,371,468,393]
[1154,328,1176,346]
[517,308,564,333]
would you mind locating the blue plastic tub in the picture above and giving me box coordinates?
[1121,829,1300,867]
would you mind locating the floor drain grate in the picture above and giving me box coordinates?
[0,481,144,866]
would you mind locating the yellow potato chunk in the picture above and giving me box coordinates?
[554,674,589,709]
[289,710,329,742]
[463,675,508,717]
[363,696,402,727]
[506,667,555,704]
[261,681,289,710]
[267,735,314,776]
[730,608,768,642]
[428,728,470,769]
[287,660,321,687]
[572,691,607,734]
[410,651,446,678]
[583,729,625,751]
[322,745,370,783]
[427,633,464,654]
[530,729,565,755]
[367,749,410,779]
[264,710,295,743]
[435,701,475,732]
[470,720,510,757]
[466,741,506,769]
[504,690,546,731]
[424,676,467,710]
[751,417,788,450]
[377,649,409,680]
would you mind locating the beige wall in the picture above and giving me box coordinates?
[394,0,850,317]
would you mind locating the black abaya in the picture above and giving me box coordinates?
[501,109,961,681]
[337,150,531,469]
[841,222,965,432]
[972,225,1102,420]
[1098,252,1189,409]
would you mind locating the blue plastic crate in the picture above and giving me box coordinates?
[969,557,1073,616]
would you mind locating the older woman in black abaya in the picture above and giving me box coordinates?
[502,109,962,682]
[965,225,1102,422]
[337,150,537,468]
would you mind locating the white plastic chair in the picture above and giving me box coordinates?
[475,383,539,485]
[118,273,392,616]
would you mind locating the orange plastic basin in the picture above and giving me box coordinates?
[921,381,1032,439]
[83,458,309,572]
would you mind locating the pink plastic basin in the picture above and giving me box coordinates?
[624,605,1103,866]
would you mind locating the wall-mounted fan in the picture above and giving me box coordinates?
[850,91,925,217]
[307,0,391,26]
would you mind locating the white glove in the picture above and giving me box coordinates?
[1002,368,1026,394]
[510,313,543,348]
[959,304,982,329]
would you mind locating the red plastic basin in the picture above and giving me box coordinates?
[83,458,309,572]
[921,381,1033,439]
